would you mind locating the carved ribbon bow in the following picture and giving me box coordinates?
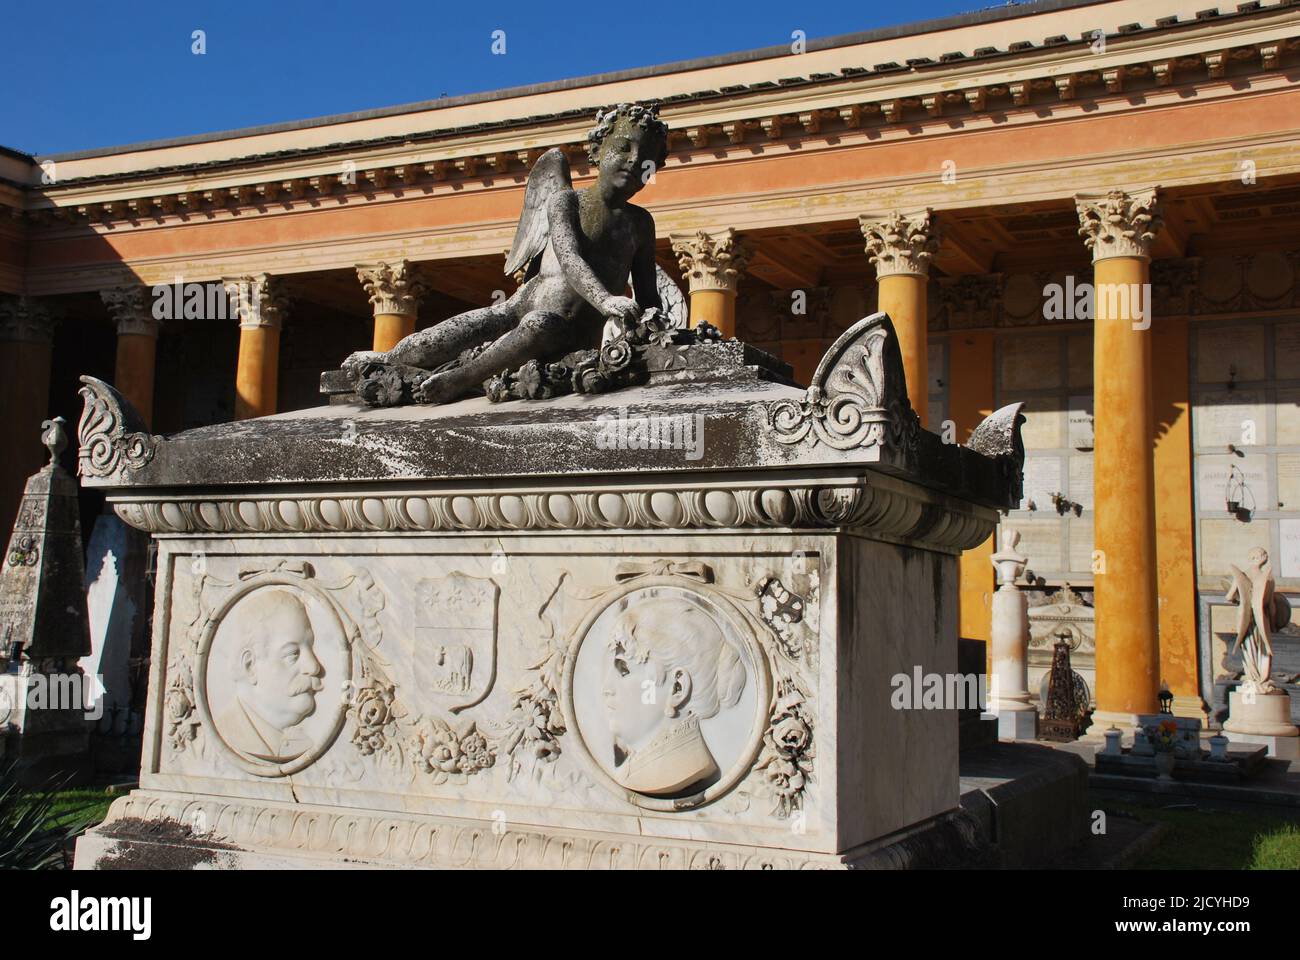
[613,560,714,584]
[237,560,316,581]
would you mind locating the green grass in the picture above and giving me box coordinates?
[42,787,114,831]
[1,774,117,870]
[1114,802,1300,869]
[1251,823,1300,870]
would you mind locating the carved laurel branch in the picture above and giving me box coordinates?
[110,481,994,553]
[77,375,159,481]
[768,312,920,454]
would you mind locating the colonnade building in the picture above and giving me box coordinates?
[3,0,1300,729]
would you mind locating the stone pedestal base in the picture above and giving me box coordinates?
[1085,709,1141,739]
[73,525,982,869]
[75,789,993,870]
[995,707,1038,741]
[1224,689,1299,759]
[0,671,92,785]
[1224,731,1300,761]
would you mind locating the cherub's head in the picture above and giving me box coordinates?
[586,102,670,201]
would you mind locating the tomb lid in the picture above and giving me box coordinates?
[75,313,1024,513]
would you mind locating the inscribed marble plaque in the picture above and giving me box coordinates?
[1194,391,1266,448]
[1018,397,1064,450]
[1022,456,1063,513]
[1278,455,1300,511]
[1068,456,1094,510]
[1001,336,1061,392]
[1066,518,1095,576]
[1009,519,1064,575]
[1281,519,1300,579]
[1275,389,1300,445]
[1275,323,1300,381]
[1195,455,1270,514]
[1198,519,1271,577]
[1196,324,1265,384]
[1067,396,1094,450]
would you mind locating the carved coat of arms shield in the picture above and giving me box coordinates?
[414,572,499,712]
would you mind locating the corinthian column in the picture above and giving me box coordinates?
[859,210,940,422]
[101,286,162,427]
[670,228,753,337]
[357,260,426,352]
[0,295,57,539]
[224,274,289,421]
[1076,187,1163,732]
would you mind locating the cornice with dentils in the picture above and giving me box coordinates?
[7,2,1300,225]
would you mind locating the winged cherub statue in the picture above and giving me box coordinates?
[342,102,677,406]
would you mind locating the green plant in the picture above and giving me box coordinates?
[1251,823,1300,870]
[0,763,95,870]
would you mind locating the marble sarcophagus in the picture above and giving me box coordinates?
[73,313,1023,869]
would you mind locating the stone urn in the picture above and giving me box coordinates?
[1154,750,1176,780]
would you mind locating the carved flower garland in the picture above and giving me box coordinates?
[755,682,815,818]
[350,682,398,756]
[411,716,496,783]
[164,667,200,750]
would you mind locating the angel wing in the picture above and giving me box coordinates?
[1227,563,1254,654]
[1247,558,1276,655]
[504,148,572,279]
[654,264,689,329]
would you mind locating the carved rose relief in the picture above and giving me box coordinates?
[755,681,816,818]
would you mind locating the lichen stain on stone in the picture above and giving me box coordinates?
[93,816,243,870]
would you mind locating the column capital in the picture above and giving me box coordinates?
[222,274,288,330]
[858,209,940,279]
[100,286,161,338]
[0,294,58,344]
[356,260,426,317]
[1075,188,1163,262]
[670,228,753,294]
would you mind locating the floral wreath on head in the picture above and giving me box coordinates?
[586,101,669,168]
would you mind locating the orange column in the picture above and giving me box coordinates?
[357,260,425,352]
[374,314,414,352]
[225,274,287,421]
[671,228,752,338]
[950,330,996,644]
[0,296,55,539]
[1152,313,1200,717]
[860,210,939,423]
[1078,189,1163,731]
[101,287,161,427]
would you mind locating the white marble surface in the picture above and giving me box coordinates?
[78,521,966,866]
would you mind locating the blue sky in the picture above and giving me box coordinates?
[4,0,1010,156]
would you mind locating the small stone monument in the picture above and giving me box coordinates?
[0,418,93,783]
[1222,548,1299,760]
[1039,636,1088,741]
[988,527,1037,740]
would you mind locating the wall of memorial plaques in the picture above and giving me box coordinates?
[1192,318,1300,587]
[992,328,1094,583]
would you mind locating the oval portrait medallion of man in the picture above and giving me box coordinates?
[200,584,349,773]
[568,585,766,804]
